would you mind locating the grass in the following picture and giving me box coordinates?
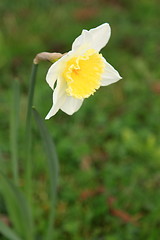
[0,0,160,239]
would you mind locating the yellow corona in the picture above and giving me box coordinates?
[63,49,105,99]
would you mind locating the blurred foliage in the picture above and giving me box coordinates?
[0,0,160,239]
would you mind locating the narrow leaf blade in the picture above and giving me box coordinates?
[10,79,20,185]
[0,172,34,240]
[33,108,59,240]
[0,220,22,240]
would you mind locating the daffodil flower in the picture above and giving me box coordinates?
[45,23,122,119]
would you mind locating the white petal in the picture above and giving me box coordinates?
[45,78,67,119]
[100,58,122,86]
[46,54,69,89]
[46,61,61,89]
[61,96,83,115]
[89,23,111,51]
[72,29,92,51]
[72,23,111,52]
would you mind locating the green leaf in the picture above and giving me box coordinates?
[33,108,59,240]
[10,79,20,185]
[0,172,34,240]
[0,220,22,240]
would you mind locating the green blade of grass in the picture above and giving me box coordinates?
[0,220,22,240]
[0,172,34,240]
[10,79,20,185]
[33,108,59,240]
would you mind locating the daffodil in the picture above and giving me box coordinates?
[45,23,122,119]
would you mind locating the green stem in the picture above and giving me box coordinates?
[25,63,38,202]
[10,80,20,185]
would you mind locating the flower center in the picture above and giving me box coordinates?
[63,49,105,99]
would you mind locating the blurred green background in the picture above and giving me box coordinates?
[0,0,160,239]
